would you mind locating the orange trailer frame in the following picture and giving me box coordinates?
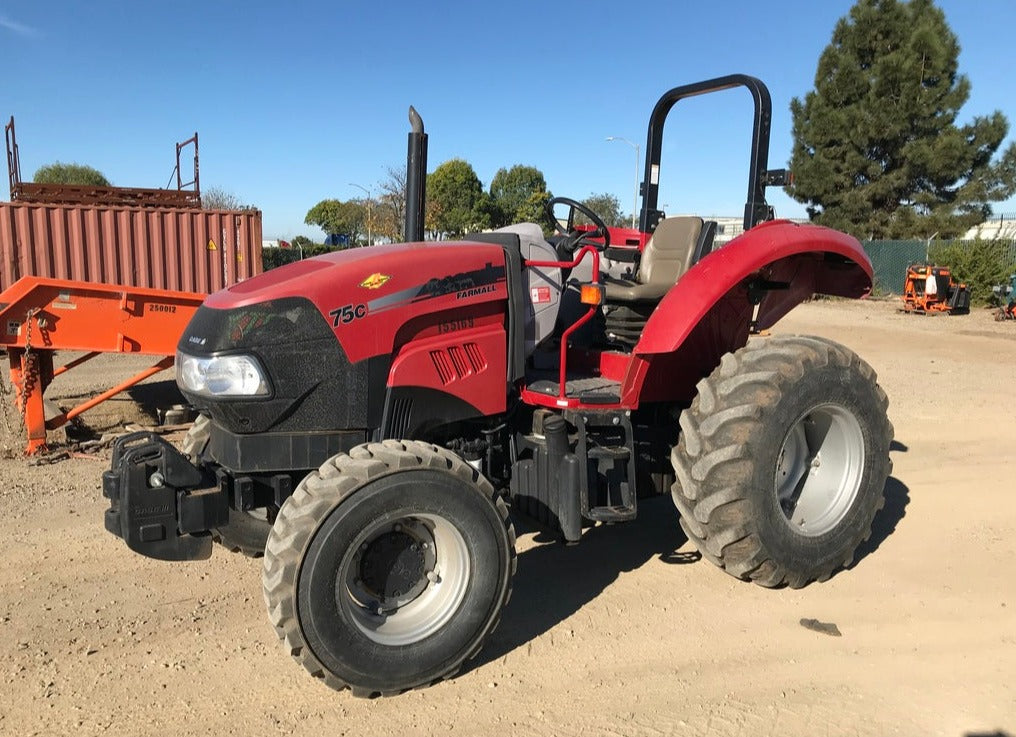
[1,276,205,454]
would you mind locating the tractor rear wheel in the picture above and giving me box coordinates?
[181,415,272,558]
[262,440,516,696]
[671,335,892,588]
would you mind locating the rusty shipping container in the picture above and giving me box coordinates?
[0,202,262,294]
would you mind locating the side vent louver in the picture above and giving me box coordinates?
[387,397,413,439]
[430,342,486,385]
[430,350,455,385]
[464,342,487,372]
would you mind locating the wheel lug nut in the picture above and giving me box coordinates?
[427,571,441,584]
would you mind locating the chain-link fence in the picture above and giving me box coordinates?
[861,240,928,295]
[862,237,1016,297]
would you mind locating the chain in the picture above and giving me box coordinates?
[17,310,39,431]
[24,308,34,354]
[0,310,37,445]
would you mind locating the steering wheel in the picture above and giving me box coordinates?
[544,196,611,256]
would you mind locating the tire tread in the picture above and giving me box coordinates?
[262,440,516,696]
[671,335,893,588]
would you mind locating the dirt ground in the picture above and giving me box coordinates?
[0,298,1013,737]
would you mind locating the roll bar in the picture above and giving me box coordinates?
[638,74,781,234]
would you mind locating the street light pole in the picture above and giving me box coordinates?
[349,182,372,246]
[606,136,639,229]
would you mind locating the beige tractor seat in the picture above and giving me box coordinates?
[603,217,715,303]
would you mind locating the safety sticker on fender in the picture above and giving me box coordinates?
[530,286,551,303]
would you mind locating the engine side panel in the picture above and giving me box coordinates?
[387,304,508,416]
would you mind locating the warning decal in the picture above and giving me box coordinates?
[207,239,217,251]
[530,286,551,304]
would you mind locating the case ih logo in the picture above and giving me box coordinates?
[359,273,391,289]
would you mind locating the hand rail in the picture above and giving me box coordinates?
[524,246,601,399]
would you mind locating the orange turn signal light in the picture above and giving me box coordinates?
[580,284,604,305]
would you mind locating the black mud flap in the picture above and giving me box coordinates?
[101,432,227,561]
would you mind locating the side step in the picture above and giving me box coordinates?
[510,409,638,542]
[574,412,637,523]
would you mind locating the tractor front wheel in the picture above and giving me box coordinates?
[262,440,516,696]
[671,335,892,588]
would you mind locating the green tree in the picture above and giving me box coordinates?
[578,193,625,228]
[426,159,487,238]
[489,165,550,227]
[517,190,554,234]
[33,162,110,187]
[304,199,365,246]
[789,0,1016,239]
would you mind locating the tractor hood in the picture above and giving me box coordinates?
[204,241,434,310]
[199,240,511,363]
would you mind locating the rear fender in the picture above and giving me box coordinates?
[620,221,871,404]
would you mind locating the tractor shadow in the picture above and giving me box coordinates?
[851,436,911,567]
[471,495,693,671]
[471,463,910,675]
[851,474,909,567]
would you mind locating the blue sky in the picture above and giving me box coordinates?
[2,0,1015,240]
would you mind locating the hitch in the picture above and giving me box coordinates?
[102,432,227,561]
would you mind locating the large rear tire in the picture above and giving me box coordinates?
[671,335,892,588]
[262,440,516,696]
[180,414,272,558]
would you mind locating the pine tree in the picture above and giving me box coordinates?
[789,0,1016,239]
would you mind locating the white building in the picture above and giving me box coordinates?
[962,213,1016,241]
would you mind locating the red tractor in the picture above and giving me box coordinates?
[103,75,892,696]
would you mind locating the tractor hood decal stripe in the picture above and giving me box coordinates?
[366,262,507,315]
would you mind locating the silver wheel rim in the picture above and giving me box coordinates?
[339,513,470,646]
[775,403,865,537]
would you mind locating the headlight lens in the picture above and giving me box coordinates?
[176,351,270,397]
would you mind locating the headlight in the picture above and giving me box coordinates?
[176,351,270,397]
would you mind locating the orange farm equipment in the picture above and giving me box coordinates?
[0,277,206,454]
[901,264,970,314]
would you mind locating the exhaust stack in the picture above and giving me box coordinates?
[405,106,428,242]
